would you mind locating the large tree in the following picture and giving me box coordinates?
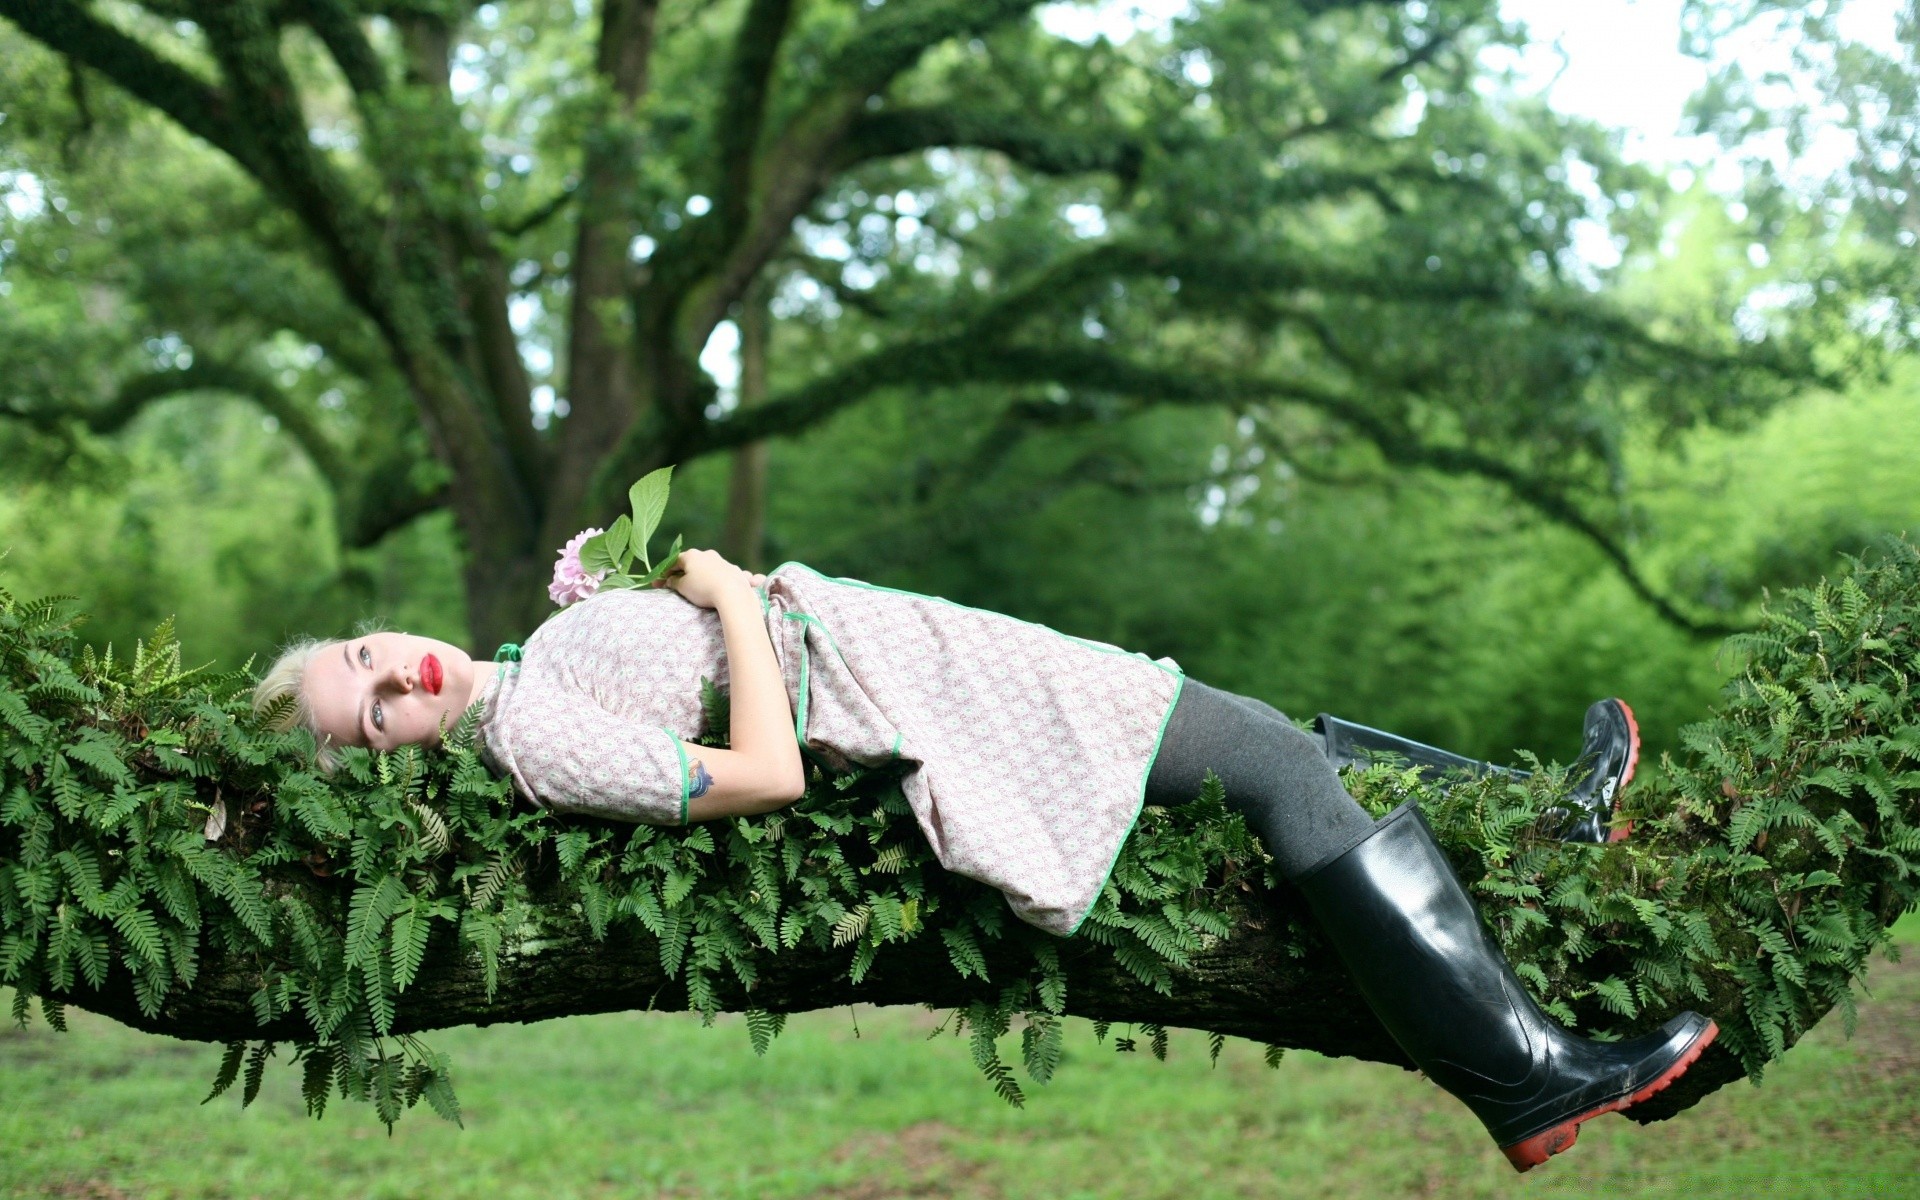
[0,0,1838,647]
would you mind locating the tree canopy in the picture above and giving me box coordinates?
[0,0,1865,646]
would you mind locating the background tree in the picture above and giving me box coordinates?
[0,0,1844,649]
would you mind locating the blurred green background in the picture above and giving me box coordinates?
[3,0,1918,1193]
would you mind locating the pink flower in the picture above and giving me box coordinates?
[549,527,608,607]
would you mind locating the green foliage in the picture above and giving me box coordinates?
[0,0,1848,669]
[1347,538,1920,1080]
[578,465,685,592]
[0,568,1265,1128]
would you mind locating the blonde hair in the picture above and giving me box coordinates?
[250,618,391,775]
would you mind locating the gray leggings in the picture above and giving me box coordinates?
[1144,679,1378,880]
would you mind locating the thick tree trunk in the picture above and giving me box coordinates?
[464,551,558,653]
[722,283,772,571]
[723,445,771,573]
[48,882,1742,1126]
[545,0,659,546]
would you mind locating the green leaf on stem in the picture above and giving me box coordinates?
[578,533,618,577]
[627,534,684,590]
[628,466,674,569]
[604,515,634,572]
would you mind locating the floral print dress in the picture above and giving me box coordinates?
[475,562,1185,936]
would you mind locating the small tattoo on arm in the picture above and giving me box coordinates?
[688,759,714,799]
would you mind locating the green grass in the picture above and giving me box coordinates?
[4,912,1917,1200]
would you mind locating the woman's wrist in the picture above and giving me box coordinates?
[712,583,762,617]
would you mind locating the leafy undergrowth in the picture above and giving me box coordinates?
[2,541,1918,1129]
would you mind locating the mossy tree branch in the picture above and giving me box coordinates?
[673,235,1803,635]
[0,0,270,179]
[836,107,1144,181]
[1,359,446,552]
[7,546,1920,1129]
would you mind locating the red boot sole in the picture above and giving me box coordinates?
[1607,700,1641,843]
[1499,1019,1718,1173]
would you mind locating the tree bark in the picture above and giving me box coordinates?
[47,879,1743,1126]
[722,282,772,571]
[545,0,659,551]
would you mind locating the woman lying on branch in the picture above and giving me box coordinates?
[255,541,1713,1173]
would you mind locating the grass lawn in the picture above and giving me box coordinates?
[3,914,1916,1200]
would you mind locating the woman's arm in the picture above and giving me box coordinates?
[658,550,806,821]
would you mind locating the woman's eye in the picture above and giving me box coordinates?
[372,701,384,732]
[359,645,371,669]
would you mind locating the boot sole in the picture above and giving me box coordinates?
[1607,699,1641,843]
[1498,1018,1718,1173]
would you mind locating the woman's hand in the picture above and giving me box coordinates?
[657,550,803,815]
[655,548,761,610]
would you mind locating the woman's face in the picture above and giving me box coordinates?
[302,631,483,754]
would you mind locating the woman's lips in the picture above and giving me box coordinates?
[421,654,443,695]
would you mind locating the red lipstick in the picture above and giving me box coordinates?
[421,653,443,695]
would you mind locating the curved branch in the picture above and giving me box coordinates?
[972,242,1817,392]
[0,0,269,179]
[657,0,1047,356]
[685,234,1815,447]
[286,0,388,97]
[4,358,449,550]
[340,472,449,549]
[703,332,1746,636]
[616,235,1813,587]
[1045,351,1755,638]
[6,359,350,489]
[837,106,1143,181]
[495,182,577,238]
[988,348,1749,638]
[1377,438,1747,637]
[712,0,797,249]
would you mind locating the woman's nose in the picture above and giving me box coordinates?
[384,662,414,692]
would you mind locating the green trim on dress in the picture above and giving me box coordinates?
[782,612,813,743]
[666,728,691,825]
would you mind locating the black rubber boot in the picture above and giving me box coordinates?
[1314,699,1640,844]
[1295,801,1717,1172]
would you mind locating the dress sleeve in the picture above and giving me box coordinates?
[500,696,693,826]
